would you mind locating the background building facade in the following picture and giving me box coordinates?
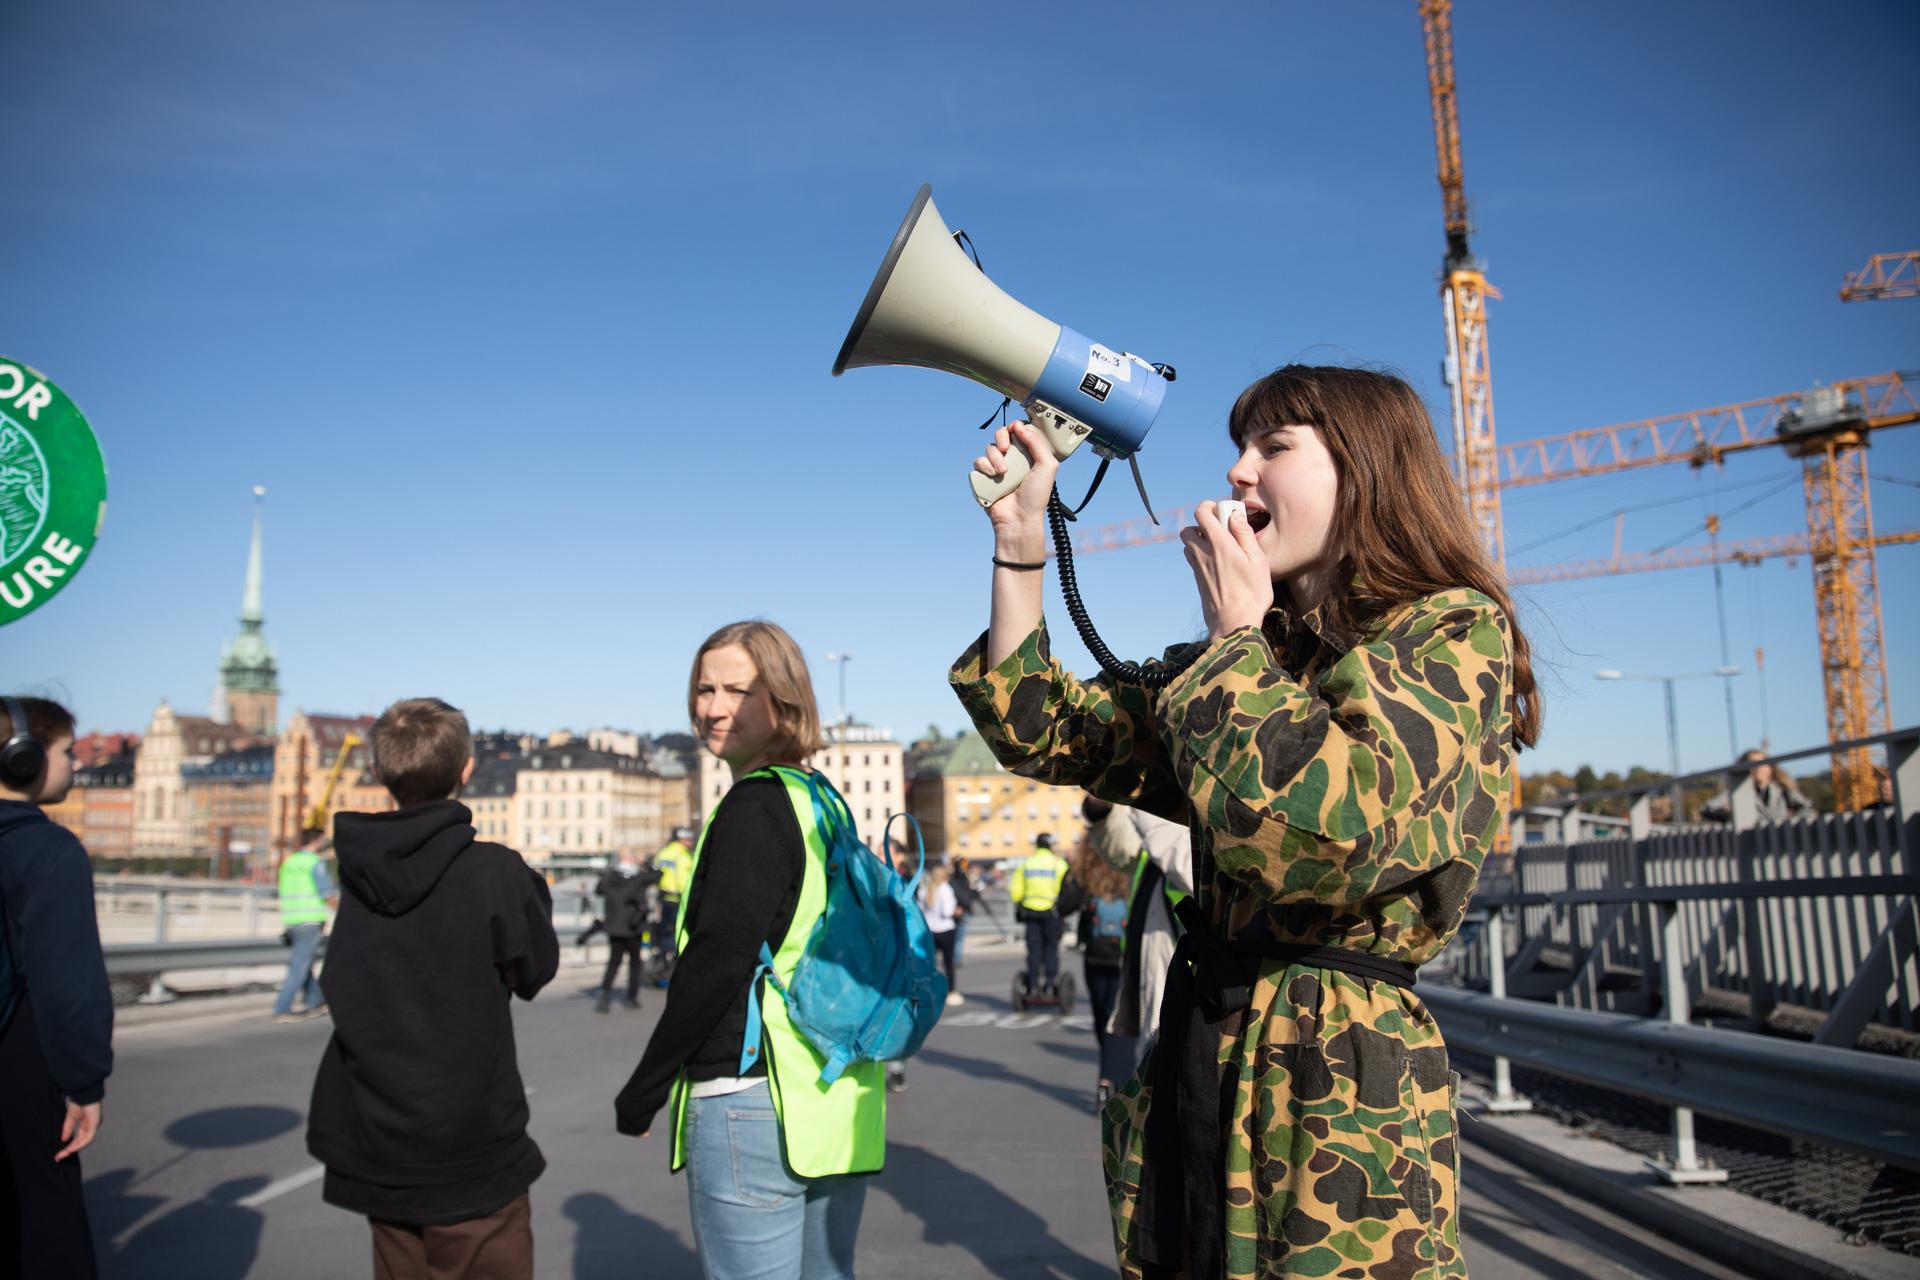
[907,730,1087,864]
[183,744,275,874]
[516,745,689,863]
[132,703,264,855]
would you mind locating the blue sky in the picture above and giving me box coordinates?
[5,0,1917,777]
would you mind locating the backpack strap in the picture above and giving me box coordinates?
[882,812,927,893]
[739,941,783,1075]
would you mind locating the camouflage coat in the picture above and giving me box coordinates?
[950,588,1516,1279]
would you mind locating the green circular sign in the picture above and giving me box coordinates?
[0,357,107,626]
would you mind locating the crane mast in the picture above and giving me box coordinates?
[1420,0,1505,568]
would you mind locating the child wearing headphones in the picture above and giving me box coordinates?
[0,695,113,1279]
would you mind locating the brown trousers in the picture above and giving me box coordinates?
[370,1193,532,1280]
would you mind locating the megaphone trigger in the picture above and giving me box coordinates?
[967,402,1094,510]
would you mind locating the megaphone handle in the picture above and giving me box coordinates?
[969,403,1091,509]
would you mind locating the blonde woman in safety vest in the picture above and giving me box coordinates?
[616,621,885,1280]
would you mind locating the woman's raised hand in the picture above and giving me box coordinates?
[1181,501,1273,641]
[973,421,1057,554]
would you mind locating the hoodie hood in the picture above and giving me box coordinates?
[0,800,47,838]
[332,800,476,917]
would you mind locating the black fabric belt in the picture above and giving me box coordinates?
[1134,899,1417,1280]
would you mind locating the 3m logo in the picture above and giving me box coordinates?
[1079,373,1112,402]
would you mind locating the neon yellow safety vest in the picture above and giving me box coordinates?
[669,768,886,1177]
[278,851,328,926]
[1011,850,1069,912]
[655,842,690,898]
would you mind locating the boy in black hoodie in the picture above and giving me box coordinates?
[306,698,559,1280]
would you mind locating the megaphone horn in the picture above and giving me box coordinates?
[833,185,1172,510]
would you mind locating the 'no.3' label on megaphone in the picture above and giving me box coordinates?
[0,357,107,627]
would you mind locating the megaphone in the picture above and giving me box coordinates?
[832,185,1172,510]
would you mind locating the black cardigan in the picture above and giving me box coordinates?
[615,775,803,1136]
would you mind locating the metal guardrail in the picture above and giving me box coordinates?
[1424,985,1920,1172]
[103,937,322,977]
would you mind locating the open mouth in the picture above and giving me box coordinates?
[1244,507,1272,534]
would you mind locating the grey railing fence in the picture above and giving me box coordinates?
[1452,726,1920,1042]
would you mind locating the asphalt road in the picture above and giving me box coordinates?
[87,948,1750,1279]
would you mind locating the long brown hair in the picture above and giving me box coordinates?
[1070,837,1132,901]
[1228,364,1541,748]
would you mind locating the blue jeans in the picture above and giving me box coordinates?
[684,1082,866,1280]
[952,916,969,964]
[274,922,325,1016]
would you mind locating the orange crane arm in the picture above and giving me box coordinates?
[304,732,363,831]
[1839,252,1920,302]
[1492,371,1919,489]
[1508,528,1920,585]
[1419,0,1471,265]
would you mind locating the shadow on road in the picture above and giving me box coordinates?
[93,1174,268,1280]
[915,1046,1091,1115]
[879,1142,1114,1280]
[164,1105,302,1149]
[563,1191,700,1280]
[1036,1039,1097,1067]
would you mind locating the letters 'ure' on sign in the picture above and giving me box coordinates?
[0,357,107,626]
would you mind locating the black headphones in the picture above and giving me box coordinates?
[1,697,48,791]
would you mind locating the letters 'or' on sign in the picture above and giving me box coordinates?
[0,357,108,626]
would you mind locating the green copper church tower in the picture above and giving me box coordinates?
[216,486,280,735]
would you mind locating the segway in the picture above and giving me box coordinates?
[1011,970,1077,1016]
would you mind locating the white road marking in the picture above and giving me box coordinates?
[937,1010,1093,1032]
[236,1163,325,1208]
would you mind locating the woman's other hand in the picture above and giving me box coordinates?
[973,421,1056,556]
[1182,501,1273,640]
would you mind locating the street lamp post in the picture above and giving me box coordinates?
[823,652,853,751]
[1596,667,1741,821]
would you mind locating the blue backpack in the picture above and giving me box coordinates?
[740,768,948,1083]
[1091,896,1128,941]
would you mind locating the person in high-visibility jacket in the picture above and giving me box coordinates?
[273,826,338,1022]
[1011,834,1073,994]
[650,828,692,965]
[616,622,886,1278]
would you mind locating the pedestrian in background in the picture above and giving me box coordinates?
[616,621,887,1280]
[1083,798,1193,1060]
[0,696,112,1280]
[1058,837,1136,1110]
[1703,748,1813,823]
[306,697,559,1280]
[1010,834,1072,1000]
[273,826,336,1023]
[593,857,654,1013]
[920,863,962,1006]
[948,855,979,967]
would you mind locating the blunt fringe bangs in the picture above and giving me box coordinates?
[687,620,825,763]
[1228,364,1541,749]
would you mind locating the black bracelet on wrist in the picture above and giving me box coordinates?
[991,556,1046,572]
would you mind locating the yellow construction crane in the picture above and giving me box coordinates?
[304,732,364,832]
[1839,252,1920,302]
[1065,372,1919,809]
[1420,0,1504,567]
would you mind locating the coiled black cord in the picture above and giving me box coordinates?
[1048,491,1200,689]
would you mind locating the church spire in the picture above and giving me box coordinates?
[241,484,265,623]
[218,485,280,734]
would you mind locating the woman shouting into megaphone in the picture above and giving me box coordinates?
[950,364,1539,1280]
